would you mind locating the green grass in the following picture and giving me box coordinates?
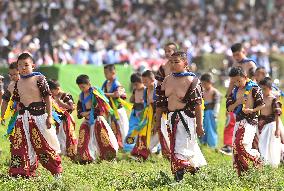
[1,84,284,190]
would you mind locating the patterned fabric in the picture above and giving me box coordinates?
[9,114,62,177]
[168,111,207,174]
[226,86,264,125]
[76,117,118,163]
[233,120,261,176]
[181,78,203,118]
[18,102,46,116]
[37,75,52,98]
[56,111,77,159]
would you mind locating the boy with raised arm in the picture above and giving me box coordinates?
[102,64,129,149]
[226,67,265,176]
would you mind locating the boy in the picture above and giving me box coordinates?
[9,53,62,178]
[200,73,221,148]
[102,64,129,149]
[255,67,267,83]
[258,77,282,167]
[222,43,257,155]
[123,73,145,152]
[48,79,77,159]
[76,74,118,163]
[227,67,265,176]
[1,62,20,126]
[226,43,257,98]
[155,42,178,159]
[127,70,159,160]
[161,51,207,182]
[0,62,20,156]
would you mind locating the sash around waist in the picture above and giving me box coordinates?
[19,102,46,116]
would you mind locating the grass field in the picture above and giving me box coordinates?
[1,66,284,190]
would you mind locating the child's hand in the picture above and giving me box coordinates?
[243,108,253,114]
[46,115,53,129]
[81,111,90,117]
[113,91,120,98]
[196,125,204,137]
[275,128,281,138]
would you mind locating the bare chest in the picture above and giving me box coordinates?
[203,89,215,102]
[18,79,40,97]
[165,77,190,99]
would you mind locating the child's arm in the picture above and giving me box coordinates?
[76,99,90,119]
[154,78,168,132]
[275,115,280,138]
[243,87,265,114]
[195,104,204,137]
[56,95,75,111]
[56,98,75,111]
[227,98,242,112]
[105,92,120,98]
[226,78,235,98]
[273,99,282,138]
[44,95,53,129]
[37,76,53,128]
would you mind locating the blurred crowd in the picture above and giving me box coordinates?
[0,0,283,69]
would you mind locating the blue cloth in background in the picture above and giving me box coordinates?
[123,109,142,152]
[200,109,218,148]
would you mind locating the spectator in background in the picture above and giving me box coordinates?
[0,0,282,69]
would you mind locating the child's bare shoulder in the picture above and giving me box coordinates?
[185,75,195,85]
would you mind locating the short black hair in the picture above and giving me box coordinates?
[200,73,213,83]
[9,62,18,70]
[48,79,60,90]
[231,43,243,53]
[229,67,247,77]
[165,42,178,51]
[255,66,266,73]
[130,73,142,83]
[171,51,187,61]
[104,64,116,72]
[142,70,155,80]
[17,52,34,64]
[259,77,272,88]
[76,74,90,85]
[248,67,255,79]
